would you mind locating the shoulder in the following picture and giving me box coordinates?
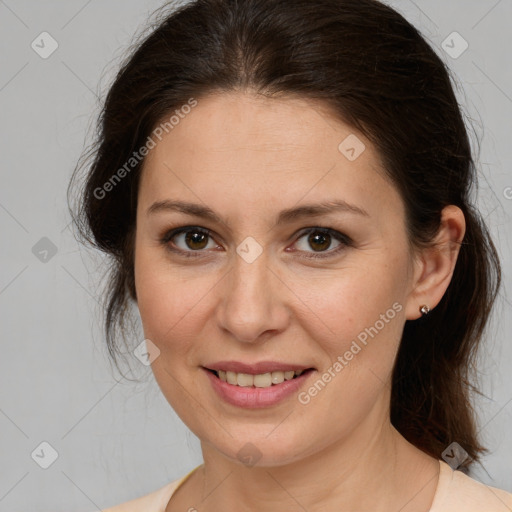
[430,460,512,511]
[101,474,189,512]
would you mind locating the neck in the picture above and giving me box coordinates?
[196,404,439,512]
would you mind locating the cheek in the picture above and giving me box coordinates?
[288,268,406,441]
[291,261,407,358]
[134,248,209,356]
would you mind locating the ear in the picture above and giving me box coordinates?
[405,205,466,320]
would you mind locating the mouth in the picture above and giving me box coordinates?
[204,368,315,389]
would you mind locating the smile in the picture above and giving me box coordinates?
[211,369,305,388]
[203,367,316,408]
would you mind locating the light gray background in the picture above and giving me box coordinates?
[0,1,511,510]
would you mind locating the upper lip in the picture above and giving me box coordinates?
[204,361,314,375]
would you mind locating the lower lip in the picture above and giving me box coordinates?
[203,368,314,409]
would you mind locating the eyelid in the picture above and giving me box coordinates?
[294,226,351,243]
[291,226,352,259]
[160,226,220,257]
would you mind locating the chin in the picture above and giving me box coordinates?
[207,430,313,468]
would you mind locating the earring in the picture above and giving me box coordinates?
[419,304,430,316]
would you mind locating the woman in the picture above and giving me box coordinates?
[70,0,512,510]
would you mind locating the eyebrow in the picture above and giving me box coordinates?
[146,199,369,224]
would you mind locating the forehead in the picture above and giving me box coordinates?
[138,92,400,220]
[145,92,368,163]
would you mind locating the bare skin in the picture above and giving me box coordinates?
[132,91,465,512]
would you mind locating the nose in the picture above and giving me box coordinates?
[216,250,291,343]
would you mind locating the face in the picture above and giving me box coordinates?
[134,91,419,467]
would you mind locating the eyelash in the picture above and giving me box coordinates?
[159,225,352,260]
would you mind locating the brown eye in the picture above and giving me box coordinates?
[184,230,209,250]
[163,227,217,254]
[296,229,340,253]
[307,231,331,251]
[293,227,351,259]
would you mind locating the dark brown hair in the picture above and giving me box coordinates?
[69,0,501,468]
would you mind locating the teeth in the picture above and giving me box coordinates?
[216,369,306,388]
[253,373,272,388]
[237,373,254,387]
